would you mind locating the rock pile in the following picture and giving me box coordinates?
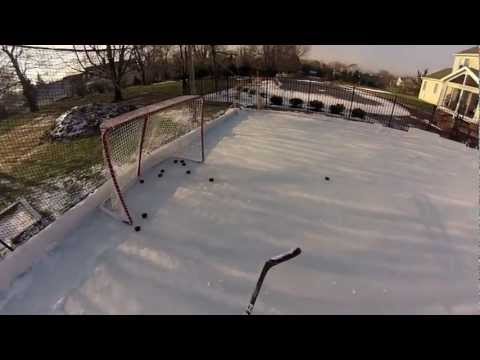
[50,103,137,141]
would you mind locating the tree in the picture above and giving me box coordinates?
[415,68,428,87]
[0,56,17,96]
[131,45,149,85]
[173,45,190,94]
[73,45,133,102]
[130,45,172,85]
[1,45,39,112]
[376,70,396,89]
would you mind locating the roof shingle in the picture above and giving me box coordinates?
[456,46,479,55]
[424,68,452,79]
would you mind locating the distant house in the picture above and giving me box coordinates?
[418,46,479,123]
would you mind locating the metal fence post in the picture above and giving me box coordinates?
[389,95,398,128]
[307,79,312,112]
[430,105,437,124]
[227,75,230,103]
[348,86,356,119]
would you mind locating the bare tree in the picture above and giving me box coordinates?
[0,57,17,96]
[173,45,190,94]
[259,45,308,75]
[130,45,172,85]
[73,45,133,102]
[131,45,149,85]
[1,45,39,112]
[295,45,311,58]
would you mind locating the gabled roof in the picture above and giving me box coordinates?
[455,46,479,55]
[442,66,479,85]
[466,67,479,78]
[423,66,479,84]
[424,67,452,79]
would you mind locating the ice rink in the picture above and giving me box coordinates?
[0,109,477,314]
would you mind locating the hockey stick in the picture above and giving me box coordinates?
[245,247,301,315]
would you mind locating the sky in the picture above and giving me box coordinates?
[31,44,479,78]
[307,45,478,76]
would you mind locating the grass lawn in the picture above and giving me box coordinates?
[0,81,230,213]
[386,92,435,112]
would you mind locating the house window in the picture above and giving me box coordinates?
[464,58,470,67]
[433,84,438,94]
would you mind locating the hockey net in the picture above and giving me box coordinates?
[100,95,204,224]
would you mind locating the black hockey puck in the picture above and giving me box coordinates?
[209,178,214,182]
[161,169,165,173]
[141,213,148,219]
[174,160,178,164]
[134,226,141,232]
[158,173,163,178]
[182,163,186,166]
[186,170,191,174]
[325,176,330,181]
[139,179,144,184]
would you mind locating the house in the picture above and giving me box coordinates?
[418,46,479,123]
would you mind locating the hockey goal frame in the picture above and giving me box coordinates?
[100,95,205,225]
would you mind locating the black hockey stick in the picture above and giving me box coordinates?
[245,247,301,315]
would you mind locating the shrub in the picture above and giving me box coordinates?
[351,108,366,119]
[289,98,303,108]
[309,100,324,112]
[270,95,283,106]
[329,103,345,115]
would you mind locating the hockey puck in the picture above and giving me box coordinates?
[161,169,165,173]
[182,163,186,166]
[134,226,141,232]
[209,178,214,182]
[139,179,144,184]
[158,173,163,178]
[174,160,178,164]
[186,170,191,174]
[325,176,330,181]
[141,213,148,219]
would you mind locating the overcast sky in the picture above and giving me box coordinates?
[308,45,478,76]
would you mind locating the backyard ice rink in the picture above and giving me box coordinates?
[0,109,477,314]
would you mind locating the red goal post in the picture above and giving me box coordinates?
[100,95,205,225]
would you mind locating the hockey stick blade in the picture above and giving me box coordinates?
[266,247,301,268]
[245,247,302,315]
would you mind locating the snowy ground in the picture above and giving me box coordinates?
[204,79,410,116]
[0,109,477,314]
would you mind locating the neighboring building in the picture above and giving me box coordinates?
[396,77,403,87]
[418,46,479,123]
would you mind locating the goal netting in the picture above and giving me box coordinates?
[100,95,204,224]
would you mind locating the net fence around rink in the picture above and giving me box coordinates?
[0,46,109,257]
[0,45,229,258]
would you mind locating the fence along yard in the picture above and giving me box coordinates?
[0,46,230,255]
[0,46,475,258]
